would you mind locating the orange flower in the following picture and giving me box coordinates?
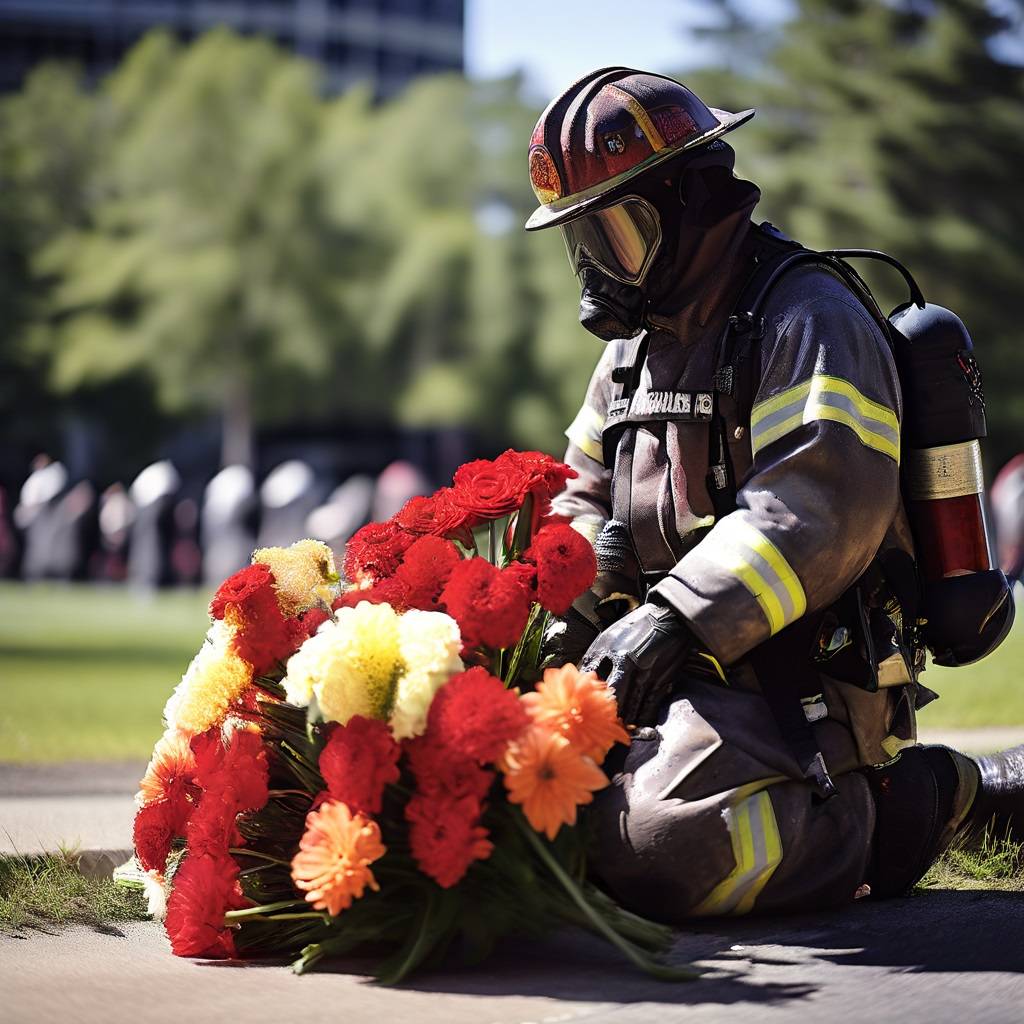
[290,800,386,915]
[502,725,608,840]
[521,664,629,763]
[138,729,196,806]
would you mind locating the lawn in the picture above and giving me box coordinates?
[0,582,1022,763]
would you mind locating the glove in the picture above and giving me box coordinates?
[542,604,601,668]
[580,601,691,727]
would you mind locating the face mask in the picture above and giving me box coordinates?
[577,266,648,341]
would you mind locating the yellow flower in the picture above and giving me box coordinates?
[252,538,337,617]
[163,620,253,736]
[389,610,463,740]
[284,601,403,725]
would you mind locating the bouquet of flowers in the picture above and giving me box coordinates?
[131,450,693,982]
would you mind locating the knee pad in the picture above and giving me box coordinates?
[864,745,961,898]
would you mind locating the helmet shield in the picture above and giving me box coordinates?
[560,197,662,286]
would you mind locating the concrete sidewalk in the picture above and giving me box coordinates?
[3,727,1024,862]
[3,890,1023,1024]
[2,752,1023,1024]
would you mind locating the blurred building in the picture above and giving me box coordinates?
[0,0,463,96]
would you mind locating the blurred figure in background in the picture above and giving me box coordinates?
[992,454,1024,583]
[371,461,429,522]
[170,497,202,586]
[0,486,20,579]
[95,482,134,582]
[15,454,68,581]
[306,474,375,562]
[50,479,98,581]
[127,460,180,590]
[257,460,324,549]
[201,465,257,588]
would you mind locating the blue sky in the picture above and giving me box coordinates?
[464,0,792,101]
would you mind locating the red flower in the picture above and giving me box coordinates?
[230,591,303,676]
[396,488,475,538]
[185,792,240,857]
[209,564,275,620]
[426,667,529,765]
[500,450,577,502]
[332,574,411,612]
[299,606,330,637]
[439,558,532,649]
[208,562,304,674]
[394,535,463,612]
[501,559,537,602]
[164,852,248,958]
[344,520,416,584]
[192,728,269,813]
[404,735,495,803]
[406,793,494,888]
[451,458,531,519]
[525,523,597,616]
[133,801,176,873]
[318,716,401,816]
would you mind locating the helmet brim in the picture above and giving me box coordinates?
[524,107,755,232]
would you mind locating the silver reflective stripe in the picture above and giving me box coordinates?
[701,517,807,635]
[751,374,900,464]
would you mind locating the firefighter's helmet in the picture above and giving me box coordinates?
[525,67,753,234]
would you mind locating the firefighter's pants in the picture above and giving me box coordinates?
[590,676,978,918]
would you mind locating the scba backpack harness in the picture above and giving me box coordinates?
[611,227,1015,799]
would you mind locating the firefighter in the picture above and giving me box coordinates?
[528,67,1023,919]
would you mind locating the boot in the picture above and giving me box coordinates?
[963,744,1024,842]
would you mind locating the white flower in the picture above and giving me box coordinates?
[389,610,463,740]
[143,869,167,920]
[283,602,403,724]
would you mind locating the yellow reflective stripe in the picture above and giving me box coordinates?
[570,517,602,545]
[750,374,900,464]
[705,518,807,635]
[691,791,782,916]
[565,404,605,464]
[605,85,666,151]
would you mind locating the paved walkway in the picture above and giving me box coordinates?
[2,754,1023,1023]
[4,729,1024,860]
[3,892,1023,1024]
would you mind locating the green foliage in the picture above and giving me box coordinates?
[1,5,1021,470]
[919,827,1024,892]
[686,0,1024,467]
[0,582,209,762]
[0,852,148,933]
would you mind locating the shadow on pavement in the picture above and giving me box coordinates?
[199,886,1023,1006]
[684,888,1024,975]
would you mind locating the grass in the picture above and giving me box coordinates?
[0,581,1022,763]
[917,610,1024,730]
[0,851,148,933]
[0,582,209,762]
[918,829,1024,893]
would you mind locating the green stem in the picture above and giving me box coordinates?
[514,814,699,981]
[229,848,292,867]
[375,888,439,986]
[230,912,328,924]
[488,520,497,565]
[224,899,307,919]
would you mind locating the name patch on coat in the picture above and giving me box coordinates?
[607,390,716,423]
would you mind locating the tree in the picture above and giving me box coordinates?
[685,0,1024,467]
[35,30,360,469]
